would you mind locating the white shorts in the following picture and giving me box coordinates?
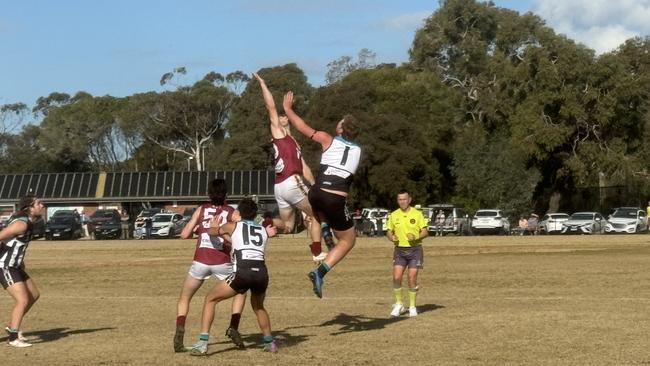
[274,175,309,209]
[188,261,233,281]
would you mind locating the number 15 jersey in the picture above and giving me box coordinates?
[230,219,269,271]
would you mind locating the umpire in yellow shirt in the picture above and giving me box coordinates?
[385,189,428,318]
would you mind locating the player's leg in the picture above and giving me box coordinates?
[391,259,406,317]
[4,273,32,347]
[174,265,205,352]
[278,207,295,233]
[190,281,238,356]
[225,292,247,349]
[296,198,326,261]
[250,291,276,352]
[406,246,423,317]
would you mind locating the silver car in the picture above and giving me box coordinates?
[538,213,570,234]
[604,207,648,234]
[561,212,606,235]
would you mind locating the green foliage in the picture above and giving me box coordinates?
[212,64,313,170]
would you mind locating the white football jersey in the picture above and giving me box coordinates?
[229,220,269,270]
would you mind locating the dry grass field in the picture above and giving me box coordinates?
[1,233,650,365]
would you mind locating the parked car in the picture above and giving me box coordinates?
[182,207,196,221]
[604,207,648,234]
[93,217,122,239]
[360,208,389,236]
[88,209,121,237]
[426,204,471,236]
[45,215,83,240]
[561,212,606,234]
[538,213,570,234]
[149,213,185,238]
[471,209,510,235]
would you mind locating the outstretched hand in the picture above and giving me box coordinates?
[253,72,264,84]
[265,225,278,237]
[283,91,294,112]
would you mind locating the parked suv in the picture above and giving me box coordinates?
[471,209,510,235]
[361,208,389,236]
[426,204,471,236]
[605,207,648,234]
[538,213,570,234]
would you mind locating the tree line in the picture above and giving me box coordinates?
[1,0,649,214]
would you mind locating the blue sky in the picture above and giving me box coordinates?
[1,0,648,114]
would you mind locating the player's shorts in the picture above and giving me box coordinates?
[0,267,30,289]
[227,263,269,295]
[308,188,353,231]
[188,261,233,281]
[393,246,424,269]
[274,175,309,209]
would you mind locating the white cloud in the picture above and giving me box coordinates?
[380,11,430,31]
[532,0,650,54]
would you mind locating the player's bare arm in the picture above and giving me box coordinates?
[0,220,28,242]
[253,73,285,139]
[283,91,333,149]
[180,205,202,239]
[208,218,235,237]
[301,158,315,185]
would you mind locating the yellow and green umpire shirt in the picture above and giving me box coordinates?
[386,207,427,247]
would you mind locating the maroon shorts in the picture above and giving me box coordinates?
[393,246,423,269]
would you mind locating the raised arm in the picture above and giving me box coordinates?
[283,91,332,149]
[253,73,285,139]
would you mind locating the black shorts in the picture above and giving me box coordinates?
[228,264,269,295]
[0,267,30,289]
[308,188,353,231]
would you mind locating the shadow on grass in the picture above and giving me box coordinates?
[0,327,115,344]
[186,304,444,356]
[201,329,310,356]
[321,303,444,335]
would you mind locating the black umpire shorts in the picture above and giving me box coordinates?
[308,188,354,231]
[0,267,30,289]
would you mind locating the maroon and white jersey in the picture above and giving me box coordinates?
[273,135,303,184]
[193,203,233,265]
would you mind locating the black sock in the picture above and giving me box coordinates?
[229,313,241,330]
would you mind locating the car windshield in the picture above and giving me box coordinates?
[92,211,115,218]
[550,214,569,219]
[51,217,73,225]
[140,210,160,217]
[611,209,638,218]
[152,214,172,223]
[476,211,498,217]
[570,213,594,220]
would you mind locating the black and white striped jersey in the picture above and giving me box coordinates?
[0,215,33,268]
[315,136,361,193]
[229,220,269,271]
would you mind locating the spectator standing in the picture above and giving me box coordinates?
[527,214,539,235]
[80,210,90,238]
[120,210,130,240]
[518,216,528,236]
[435,210,446,236]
